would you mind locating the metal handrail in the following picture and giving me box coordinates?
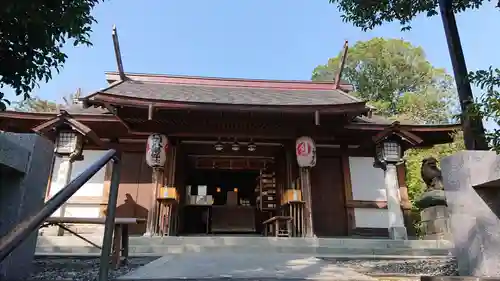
[0,149,121,281]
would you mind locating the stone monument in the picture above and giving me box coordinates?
[441,151,500,277]
[415,157,451,240]
[0,133,54,281]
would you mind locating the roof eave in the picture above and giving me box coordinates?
[0,110,118,122]
[345,122,462,132]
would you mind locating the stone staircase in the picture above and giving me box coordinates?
[32,237,457,280]
[36,236,453,257]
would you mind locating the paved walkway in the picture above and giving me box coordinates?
[118,253,376,280]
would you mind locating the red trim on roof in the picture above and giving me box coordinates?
[105,72,355,92]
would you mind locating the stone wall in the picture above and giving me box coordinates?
[0,133,54,281]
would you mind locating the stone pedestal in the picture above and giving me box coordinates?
[441,151,500,277]
[421,205,451,240]
[0,133,54,281]
[385,164,408,240]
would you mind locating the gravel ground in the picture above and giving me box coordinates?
[324,258,458,276]
[27,256,158,281]
[26,256,458,280]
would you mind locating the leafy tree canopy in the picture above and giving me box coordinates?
[327,0,500,151]
[0,0,101,110]
[469,67,500,151]
[13,88,82,113]
[13,97,59,113]
[328,0,498,31]
[312,38,457,124]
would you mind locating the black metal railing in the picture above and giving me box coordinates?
[0,149,121,281]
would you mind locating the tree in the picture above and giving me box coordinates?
[312,38,458,124]
[327,0,500,150]
[328,0,498,32]
[13,88,82,113]
[0,1,102,110]
[469,67,500,151]
[13,97,59,113]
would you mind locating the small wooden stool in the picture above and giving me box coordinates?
[262,216,292,237]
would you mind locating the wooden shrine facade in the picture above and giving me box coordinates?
[0,72,460,238]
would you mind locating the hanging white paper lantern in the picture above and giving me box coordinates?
[146,134,168,168]
[295,136,316,168]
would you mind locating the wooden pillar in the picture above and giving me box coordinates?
[397,163,416,237]
[341,154,355,236]
[165,145,177,236]
[145,168,163,236]
[300,167,314,237]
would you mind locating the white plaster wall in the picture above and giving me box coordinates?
[354,208,390,228]
[348,157,386,201]
[48,150,107,218]
[64,206,101,218]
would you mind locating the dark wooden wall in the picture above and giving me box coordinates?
[310,155,348,237]
[115,152,153,235]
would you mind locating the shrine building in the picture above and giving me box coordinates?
[0,71,459,238]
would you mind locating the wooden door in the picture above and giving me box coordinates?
[115,152,153,235]
[115,153,142,219]
[310,157,347,237]
[134,155,153,235]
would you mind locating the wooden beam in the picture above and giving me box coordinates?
[100,161,113,217]
[345,200,388,209]
[397,163,416,237]
[300,167,314,237]
[148,104,154,120]
[341,154,355,235]
[334,40,349,90]
[345,123,461,132]
[112,25,126,81]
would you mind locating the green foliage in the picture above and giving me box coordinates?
[0,0,102,110]
[312,38,458,123]
[327,0,500,154]
[468,67,500,151]
[13,97,59,113]
[13,89,82,112]
[405,132,465,206]
[328,0,497,31]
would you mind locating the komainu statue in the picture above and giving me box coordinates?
[415,157,447,209]
[421,157,444,191]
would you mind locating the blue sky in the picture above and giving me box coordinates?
[5,0,499,117]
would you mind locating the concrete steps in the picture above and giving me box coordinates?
[35,236,454,257]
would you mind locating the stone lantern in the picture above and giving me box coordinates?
[374,136,408,240]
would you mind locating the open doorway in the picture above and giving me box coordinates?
[182,169,260,235]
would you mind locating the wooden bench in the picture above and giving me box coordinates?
[43,217,145,267]
[262,216,292,237]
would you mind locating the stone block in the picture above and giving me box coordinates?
[0,133,30,174]
[0,133,54,281]
[421,206,450,221]
[421,277,500,281]
[389,226,408,240]
[422,217,450,235]
[441,150,500,277]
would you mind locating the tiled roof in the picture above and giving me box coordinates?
[99,80,362,106]
[353,115,393,124]
[61,103,111,115]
